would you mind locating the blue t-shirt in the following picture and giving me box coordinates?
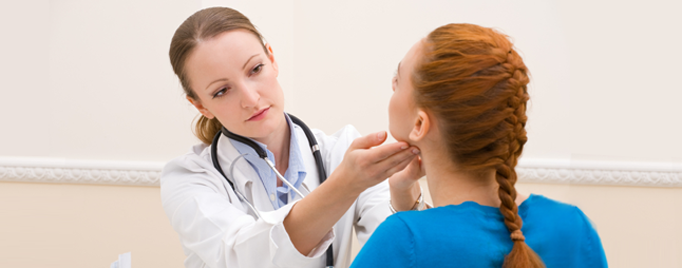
[351,194,607,268]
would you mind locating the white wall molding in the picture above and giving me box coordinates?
[1,157,681,187]
[0,157,164,187]
[517,158,682,187]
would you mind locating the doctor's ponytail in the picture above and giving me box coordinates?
[194,115,222,145]
[413,24,544,268]
[169,7,267,144]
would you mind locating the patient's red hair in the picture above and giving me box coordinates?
[413,23,544,268]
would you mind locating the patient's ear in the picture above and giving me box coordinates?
[187,96,215,119]
[409,109,431,142]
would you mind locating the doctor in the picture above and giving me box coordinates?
[161,7,424,268]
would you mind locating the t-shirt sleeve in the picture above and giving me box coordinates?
[350,214,415,268]
[577,208,608,267]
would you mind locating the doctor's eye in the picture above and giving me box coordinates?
[250,63,264,75]
[213,87,229,99]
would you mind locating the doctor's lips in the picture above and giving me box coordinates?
[247,107,270,121]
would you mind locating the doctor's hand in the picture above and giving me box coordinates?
[283,131,417,256]
[389,155,425,190]
[335,131,420,194]
[389,155,426,211]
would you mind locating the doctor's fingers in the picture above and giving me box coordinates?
[388,157,425,190]
[352,149,417,185]
[393,157,425,181]
[375,146,420,174]
[348,131,390,150]
[363,141,419,164]
[350,144,416,174]
[382,155,419,181]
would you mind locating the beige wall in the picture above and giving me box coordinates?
[0,182,184,268]
[1,0,681,267]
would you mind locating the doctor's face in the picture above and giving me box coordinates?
[388,40,424,143]
[185,29,285,141]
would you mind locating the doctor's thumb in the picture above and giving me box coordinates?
[350,131,387,149]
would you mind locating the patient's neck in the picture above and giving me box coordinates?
[420,141,501,208]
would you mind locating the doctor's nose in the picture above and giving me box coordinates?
[239,85,260,108]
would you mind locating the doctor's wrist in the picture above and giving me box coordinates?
[388,183,422,212]
[326,169,367,197]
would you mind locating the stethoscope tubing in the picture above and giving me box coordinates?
[210,113,334,267]
[262,157,306,198]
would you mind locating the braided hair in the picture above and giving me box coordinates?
[412,23,544,268]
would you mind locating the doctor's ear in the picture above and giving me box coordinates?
[187,96,215,119]
[265,43,279,74]
[409,110,431,142]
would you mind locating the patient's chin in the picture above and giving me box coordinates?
[389,130,412,145]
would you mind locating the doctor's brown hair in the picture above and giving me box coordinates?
[413,24,544,268]
[169,7,268,144]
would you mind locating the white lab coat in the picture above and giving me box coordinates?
[160,124,392,268]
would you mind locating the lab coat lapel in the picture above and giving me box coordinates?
[216,134,275,212]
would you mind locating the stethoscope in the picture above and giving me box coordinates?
[210,113,334,268]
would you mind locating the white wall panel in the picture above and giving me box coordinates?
[2,0,679,165]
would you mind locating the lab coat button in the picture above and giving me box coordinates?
[270,193,275,201]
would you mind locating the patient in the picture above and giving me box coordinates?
[351,24,607,268]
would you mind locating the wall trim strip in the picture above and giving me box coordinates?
[0,157,164,187]
[517,158,682,187]
[1,157,681,187]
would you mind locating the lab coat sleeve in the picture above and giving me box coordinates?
[160,155,333,268]
[353,180,391,246]
[317,125,393,247]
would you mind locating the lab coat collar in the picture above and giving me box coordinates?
[228,114,308,209]
[214,133,259,191]
[213,116,316,208]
